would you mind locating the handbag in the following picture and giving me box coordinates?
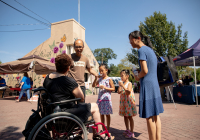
[22,109,50,140]
[157,56,169,82]
[156,55,178,87]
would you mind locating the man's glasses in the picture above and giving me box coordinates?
[74,46,83,49]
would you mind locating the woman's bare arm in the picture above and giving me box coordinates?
[72,86,85,102]
[134,60,148,81]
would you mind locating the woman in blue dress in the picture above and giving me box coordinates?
[129,31,164,140]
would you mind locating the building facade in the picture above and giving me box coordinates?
[3,19,99,94]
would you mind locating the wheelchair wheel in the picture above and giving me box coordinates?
[28,112,88,140]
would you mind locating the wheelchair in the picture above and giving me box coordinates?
[27,87,111,140]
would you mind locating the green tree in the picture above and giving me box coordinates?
[178,67,193,78]
[191,68,200,81]
[118,57,135,82]
[93,48,117,65]
[0,60,2,64]
[127,11,188,65]
[118,56,134,70]
[108,56,136,82]
[109,64,120,77]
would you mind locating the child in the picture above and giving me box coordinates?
[118,69,137,138]
[92,64,115,132]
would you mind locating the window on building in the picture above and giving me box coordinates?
[66,45,74,54]
[84,73,88,82]
[67,46,71,54]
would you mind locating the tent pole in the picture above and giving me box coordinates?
[31,60,35,102]
[193,56,198,107]
[168,86,177,110]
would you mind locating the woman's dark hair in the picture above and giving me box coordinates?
[120,69,130,76]
[129,30,153,49]
[24,72,29,77]
[99,63,110,75]
[55,53,72,73]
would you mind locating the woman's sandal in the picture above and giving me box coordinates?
[123,130,130,136]
[125,131,134,139]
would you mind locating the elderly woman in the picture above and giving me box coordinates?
[43,53,105,139]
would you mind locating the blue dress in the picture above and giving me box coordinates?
[138,46,164,118]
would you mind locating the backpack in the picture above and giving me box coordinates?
[22,109,50,140]
[157,56,178,87]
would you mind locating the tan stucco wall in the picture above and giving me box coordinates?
[4,19,99,91]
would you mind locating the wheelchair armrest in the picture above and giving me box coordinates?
[49,98,81,105]
[32,87,48,93]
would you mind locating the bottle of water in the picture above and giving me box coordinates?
[132,65,138,76]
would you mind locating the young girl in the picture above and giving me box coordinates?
[92,64,115,132]
[118,69,137,138]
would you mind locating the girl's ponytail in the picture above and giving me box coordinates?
[143,36,153,49]
[129,31,153,49]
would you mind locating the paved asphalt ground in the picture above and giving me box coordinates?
[0,92,200,140]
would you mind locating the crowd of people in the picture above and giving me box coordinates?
[175,75,194,87]
[1,31,165,140]
[41,31,163,140]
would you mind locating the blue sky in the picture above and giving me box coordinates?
[0,0,199,66]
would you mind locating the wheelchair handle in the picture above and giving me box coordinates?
[32,87,48,93]
[49,98,81,105]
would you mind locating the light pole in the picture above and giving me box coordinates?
[78,0,80,24]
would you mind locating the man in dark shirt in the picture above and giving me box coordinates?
[183,76,190,85]
[189,75,194,83]
[0,76,6,98]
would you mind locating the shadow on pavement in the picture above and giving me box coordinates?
[0,96,28,102]
[109,127,142,140]
[0,96,16,100]
[0,126,24,140]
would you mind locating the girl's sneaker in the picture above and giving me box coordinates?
[125,131,134,139]
[123,130,130,136]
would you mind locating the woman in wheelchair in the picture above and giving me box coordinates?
[42,53,107,139]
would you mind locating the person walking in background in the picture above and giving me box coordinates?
[137,82,140,93]
[67,39,98,102]
[0,76,6,98]
[16,72,31,102]
[133,81,137,93]
[92,64,115,133]
[129,31,164,140]
[189,74,194,82]
[118,69,137,138]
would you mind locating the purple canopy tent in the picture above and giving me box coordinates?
[173,38,200,106]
